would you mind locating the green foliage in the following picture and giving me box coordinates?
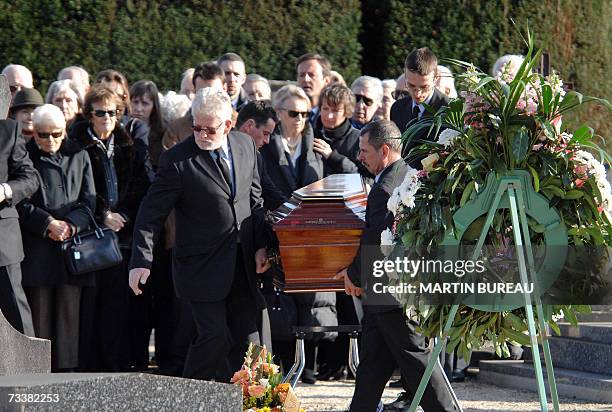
[0,0,362,92]
[373,0,610,150]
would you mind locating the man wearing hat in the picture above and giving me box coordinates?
[9,88,44,142]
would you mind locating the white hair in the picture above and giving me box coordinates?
[2,64,33,86]
[492,54,525,79]
[191,87,232,121]
[179,68,195,94]
[45,79,82,106]
[32,104,66,129]
[57,66,90,85]
[245,73,269,85]
[382,79,397,90]
[435,65,457,98]
[161,91,192,124]
[351,75,384,103]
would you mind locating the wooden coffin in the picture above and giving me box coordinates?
[271,173,368,293]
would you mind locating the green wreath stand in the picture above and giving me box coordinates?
[409,170,568,412]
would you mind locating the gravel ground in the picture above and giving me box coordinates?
[294,378,612,412]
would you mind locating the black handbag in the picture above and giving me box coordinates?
[61,207,123,275]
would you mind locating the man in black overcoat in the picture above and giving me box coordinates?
[336,120,457,412]
[128,88,270,382]
[0,113,38,336]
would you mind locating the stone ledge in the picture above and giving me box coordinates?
[0,372,242,412]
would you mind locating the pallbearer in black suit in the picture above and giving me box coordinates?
[336,120,457,412]
[390,48,450,167]
[129,87,270,382]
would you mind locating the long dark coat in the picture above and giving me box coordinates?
[18,139,97,287]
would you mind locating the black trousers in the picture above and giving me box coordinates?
[349,309,456,412]
[182,249,260,381]
[0,263,34,336]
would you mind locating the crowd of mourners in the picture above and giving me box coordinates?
[0,51,525,389]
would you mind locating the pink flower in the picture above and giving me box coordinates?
[575,179,585,188]
[231,368,250,384]
[248,384,267,398]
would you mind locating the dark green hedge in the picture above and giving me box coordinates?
[0,0,362,92]
[1,1,608,145]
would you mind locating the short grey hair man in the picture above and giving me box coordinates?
[435,65,457,98]
[244,74,271,101]
[57,66,90,102]
[350,75,383,128]
[2,64,34,98]
[191,87,233,122]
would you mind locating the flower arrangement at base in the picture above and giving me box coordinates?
[231,343,304,412]
[385,28,611,359]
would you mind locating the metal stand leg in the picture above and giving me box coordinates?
[348,331,360,377]
[434,338,464,412]
[282,332,306,388]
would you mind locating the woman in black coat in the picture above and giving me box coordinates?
[260,85,335,384]
[69,85,150,372]
[18,104,96,371]
[313,83,373,179]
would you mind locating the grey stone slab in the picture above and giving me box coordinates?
[0,310,50,376]
[576,306,612,322]
[478,360,612,403]
[524,336,612,375]
[557,322,612,345]
[0,372,242,411]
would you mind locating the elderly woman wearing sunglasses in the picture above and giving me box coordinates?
[17,104,96,371]
[69,85,150,371]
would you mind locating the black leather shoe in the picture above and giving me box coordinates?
[317,366,346,381]
[451,368,466,382]
[383,392,423,411]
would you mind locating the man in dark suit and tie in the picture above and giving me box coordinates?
[390,47,450,168]
[128,87,270,382]
[335,120,457,412]
[0,115,38,336]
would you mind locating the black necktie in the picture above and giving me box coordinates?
[214,149,232,193]
[412,105,421,120]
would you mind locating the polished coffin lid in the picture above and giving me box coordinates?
[272,174,368,292]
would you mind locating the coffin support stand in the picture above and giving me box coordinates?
[282,325,362,388]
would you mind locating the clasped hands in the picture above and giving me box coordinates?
[47,219,73,242]
[334,268,363,296]
[313,138,333,159]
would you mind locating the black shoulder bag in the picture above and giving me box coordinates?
[61,207,123,275]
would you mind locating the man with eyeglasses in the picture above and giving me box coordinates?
[129,87,270,382]
[1,64,34,100]
[350,76,383,130]
[390,47,450,166]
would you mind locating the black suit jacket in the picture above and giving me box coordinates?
[347,159,407,311]
[257,151,287,211]
[130,130,266,303]
[0,119,39,266]
[390,89,450,167]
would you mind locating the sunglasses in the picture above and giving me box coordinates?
[37,131,64,139]
[391,90,410,100]
[192,122,223,135]
[285,109,310,118]
[92,109,118,118]
[355,94,374,107]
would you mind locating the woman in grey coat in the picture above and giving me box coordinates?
[17,104,96,371]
